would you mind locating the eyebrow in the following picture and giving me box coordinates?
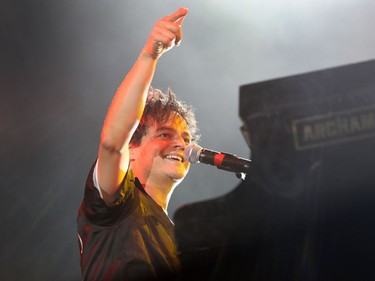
[156,126,191,139]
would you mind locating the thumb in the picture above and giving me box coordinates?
[164,7,189,23]
[175,14,187,26]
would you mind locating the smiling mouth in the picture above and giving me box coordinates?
[164,155,184,162]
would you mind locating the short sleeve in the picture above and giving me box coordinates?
[82,161,137,226]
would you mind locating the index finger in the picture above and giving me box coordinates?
[163,7,189,23]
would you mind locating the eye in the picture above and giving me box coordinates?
[184,138,191,144]
[159,133,170,138]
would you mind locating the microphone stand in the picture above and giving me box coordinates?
[215,161,249,181]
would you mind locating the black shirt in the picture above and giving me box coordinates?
[77,163,180,281]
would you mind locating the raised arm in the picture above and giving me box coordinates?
[97,7,189,204]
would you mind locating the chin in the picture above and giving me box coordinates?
[171,172,186,180]
[167,170,188,182]
[162,163,189,182]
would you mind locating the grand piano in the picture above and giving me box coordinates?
[174,60,375,281]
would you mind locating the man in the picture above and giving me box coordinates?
[77,7,199,281]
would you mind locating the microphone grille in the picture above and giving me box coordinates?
[184,143,203,163]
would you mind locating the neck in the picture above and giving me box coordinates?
[141,179,177,213]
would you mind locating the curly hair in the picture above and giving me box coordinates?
[130,88,200,145]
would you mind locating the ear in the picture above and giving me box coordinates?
[128,146,134,161]
[128,144,138,162]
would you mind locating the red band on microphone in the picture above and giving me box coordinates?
[214,153,225,166]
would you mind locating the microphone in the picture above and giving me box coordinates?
[184,143,251,174]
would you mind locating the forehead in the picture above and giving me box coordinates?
[149,113,190,134]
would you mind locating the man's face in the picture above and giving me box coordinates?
[129,114,192,185]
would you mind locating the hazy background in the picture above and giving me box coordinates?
[1,0,375,279]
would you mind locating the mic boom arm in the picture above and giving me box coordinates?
[184,143,251,178]
[198,149,251,174]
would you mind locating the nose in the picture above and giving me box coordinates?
[172,135,187,150]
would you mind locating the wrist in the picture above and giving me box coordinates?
[140,48,161,61]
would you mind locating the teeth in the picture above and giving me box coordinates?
[165,155,183,162]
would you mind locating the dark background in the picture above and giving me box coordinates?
[1,0,375,279]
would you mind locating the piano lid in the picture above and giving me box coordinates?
[174,59,375,281]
